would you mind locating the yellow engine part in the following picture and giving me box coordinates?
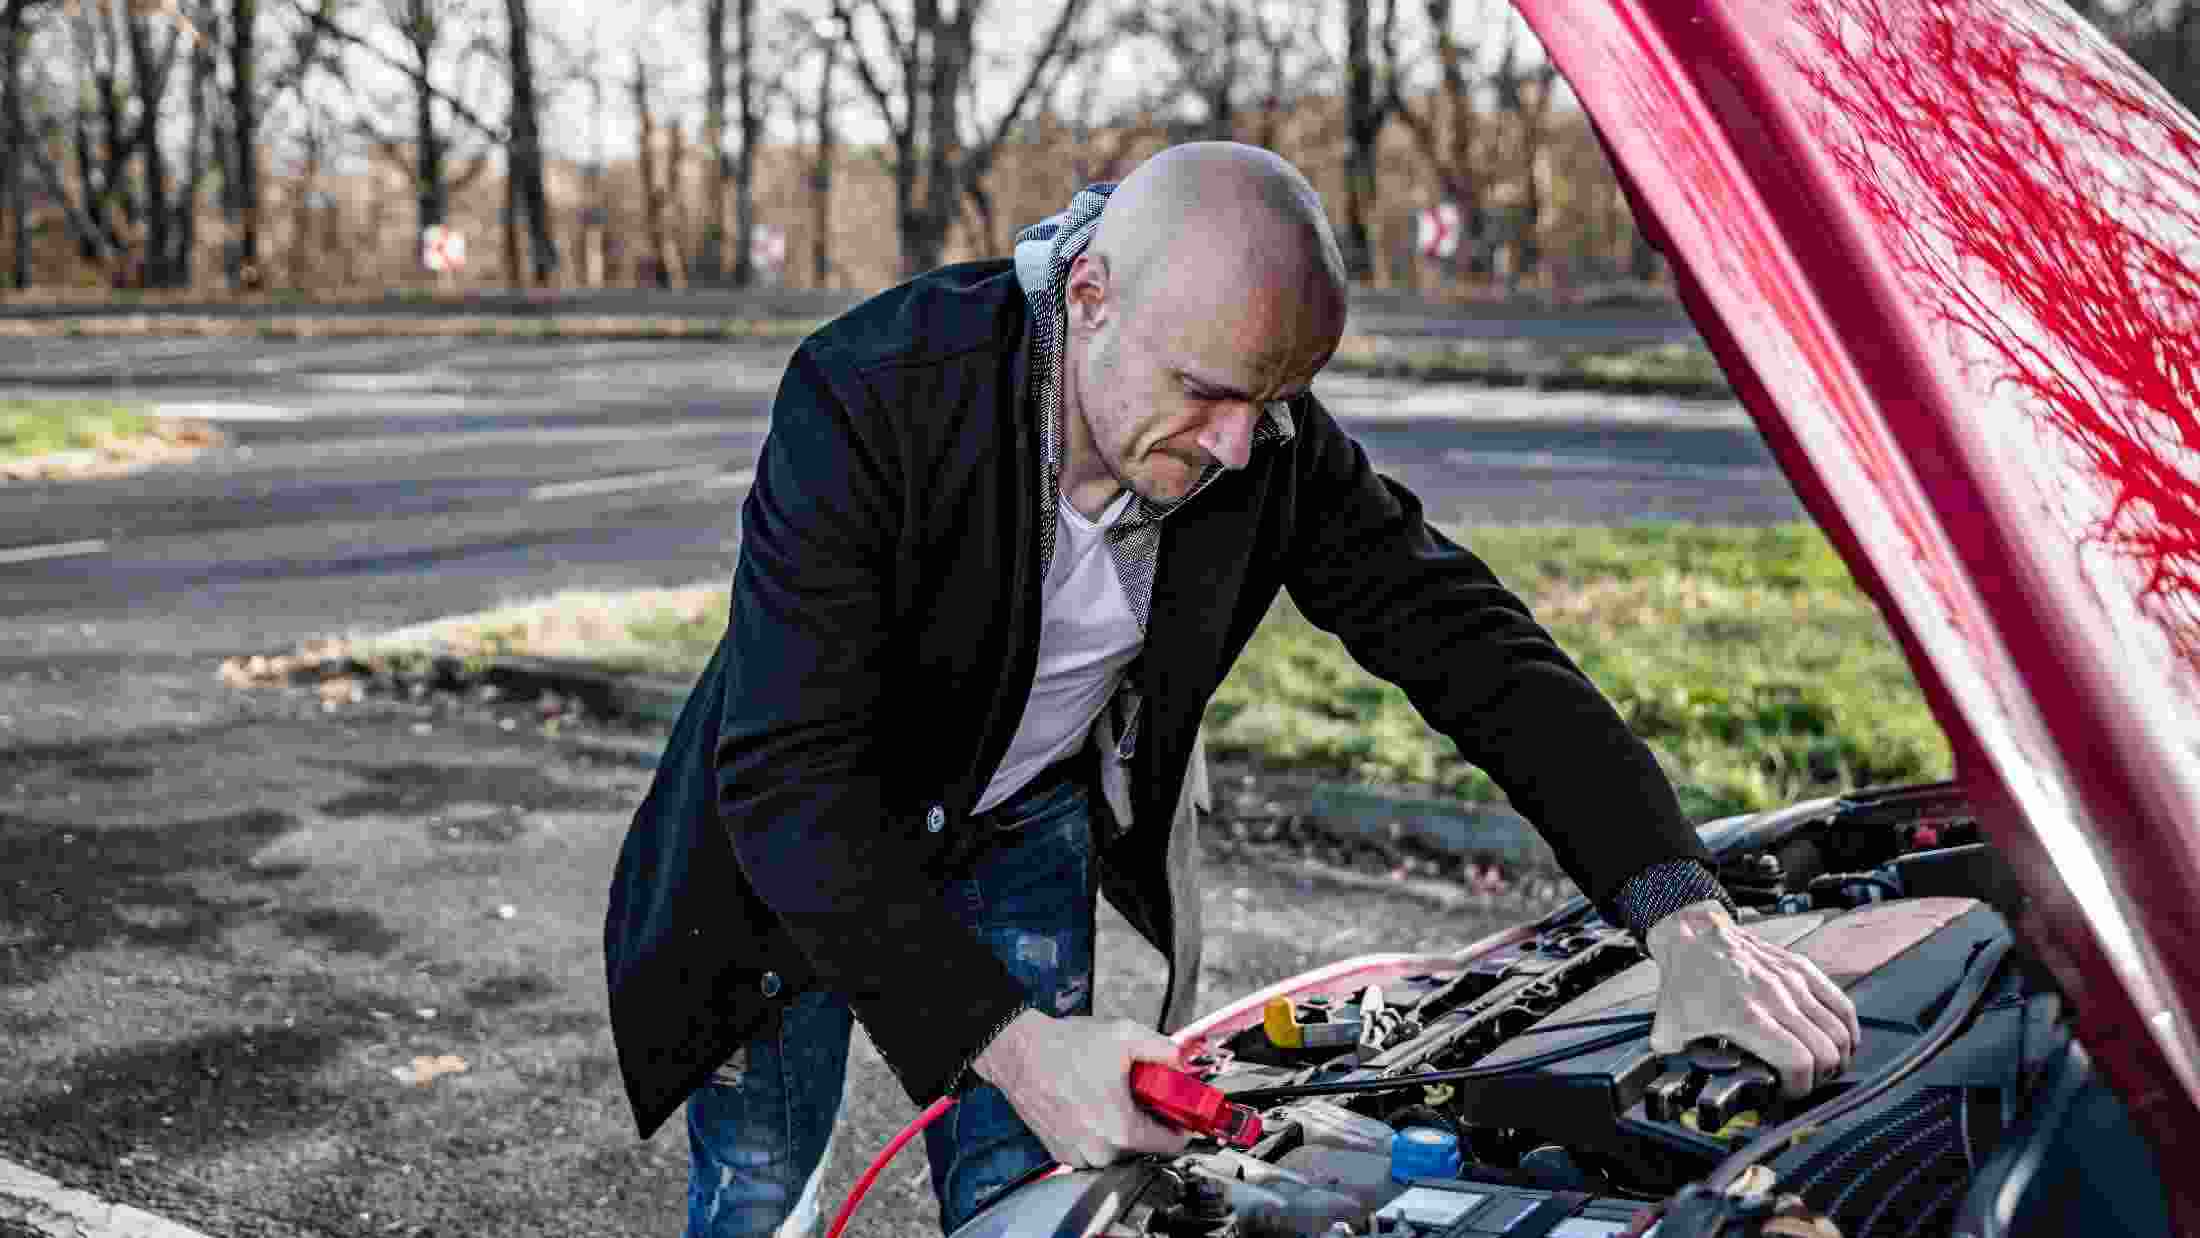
[1679,1108,1763,1141]
[1262,997,1303,1049]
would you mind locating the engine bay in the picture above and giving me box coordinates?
[977,783,2124,1238]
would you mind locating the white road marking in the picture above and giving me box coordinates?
[528,466,724,502]
[703,469,755,489]
[0,538,108,565]
[0,1156,213,1238]
[150,401,301,422]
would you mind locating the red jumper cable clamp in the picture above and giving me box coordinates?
[1129,1061,1266,1148]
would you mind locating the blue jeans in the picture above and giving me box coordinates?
[685,775,1098,1237]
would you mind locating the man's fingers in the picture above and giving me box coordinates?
[1788,969,1858,1065]
[1739,1020,1820,1098]
[1128,1111,1193,1156]
[1126,1038,1188,1065]
[1799,959,1862,1051]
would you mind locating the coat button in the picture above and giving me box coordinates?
[760,971,783,998]
[926,804,946,833]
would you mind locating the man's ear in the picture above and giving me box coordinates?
[1065,252,1111,330]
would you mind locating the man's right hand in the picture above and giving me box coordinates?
[972,1009,1193,1168]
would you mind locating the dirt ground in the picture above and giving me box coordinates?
[0,686,1562,1238]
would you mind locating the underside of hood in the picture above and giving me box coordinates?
[1508,0,2200,1187]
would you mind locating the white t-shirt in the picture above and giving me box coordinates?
[973,489,1144,813]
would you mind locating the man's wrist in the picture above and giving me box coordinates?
[971,1007,1045,1090]
[1643,898,1737,963]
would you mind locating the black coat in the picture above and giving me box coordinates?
[603,260,1708,1138]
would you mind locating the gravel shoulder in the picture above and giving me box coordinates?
[0,681,1558,1238]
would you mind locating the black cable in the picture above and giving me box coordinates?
[1224,1026,1649,1107]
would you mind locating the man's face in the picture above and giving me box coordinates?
[1066,251,1344,505]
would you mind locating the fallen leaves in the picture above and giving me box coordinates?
[0,416,223,481]
[391,1055,468,1087]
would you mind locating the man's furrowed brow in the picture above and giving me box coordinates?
[1181,369,1309,402]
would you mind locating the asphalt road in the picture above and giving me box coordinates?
[0,332,1789,1237]
[0,336,1789,684]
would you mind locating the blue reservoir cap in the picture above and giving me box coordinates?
[1388,1125,1463,1183]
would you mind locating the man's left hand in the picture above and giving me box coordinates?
[1645,899,1861,1097]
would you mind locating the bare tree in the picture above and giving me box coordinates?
[121,6,184,284]
[777,11,842,287]
[631,49,683,287]
[293,0,502,256]
[729,0,756,285]
[501,0,554,281]
[1246,0,1322,150]
[833,0,1095,276]
[224,0,258,284]
[61,0,138,272]
[0,0,43,287]
[1384,0,1484,223]
[1488,23,1558,278]
[1115,0,1246,141]
[699,0,726,277]
[1339,0,1400,282]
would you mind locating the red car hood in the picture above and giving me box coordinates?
[1514,0,2200,1170]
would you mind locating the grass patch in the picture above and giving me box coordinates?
[352,524,1946,820]
[0,398,153,459]
[1566,341,1730,389]
[355,585,729,675]
[1206,524,1947,818]
[1330,335,1732,396]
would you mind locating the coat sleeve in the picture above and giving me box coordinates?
[1278,394,1716,921]
[716,340,1029,1105]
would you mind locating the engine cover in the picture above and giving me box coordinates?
[1434,898,2018,1153]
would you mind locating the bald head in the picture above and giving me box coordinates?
[1056,144,1349,512]
[1089,142,1348,319]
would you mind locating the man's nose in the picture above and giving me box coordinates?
[1196,404,1259,471]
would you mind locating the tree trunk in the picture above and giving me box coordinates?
[501,163,520,286]
[700,0,726,280]
[413,40,447,240]
[810,35,835,288]
[228,0,260,287]
[125,13,172,287]
[907,8,969,277]
[633,53,668,288]
[503,0,556,283]
[731,0,756,285]
[177,13,215,287]
[1340,0,1381,283]
[2,0,27,289]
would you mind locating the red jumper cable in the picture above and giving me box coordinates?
[822,1062,1261,1238]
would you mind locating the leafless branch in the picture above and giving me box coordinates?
[285,0,506,139]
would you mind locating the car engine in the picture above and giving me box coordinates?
[950,783,2117,1238]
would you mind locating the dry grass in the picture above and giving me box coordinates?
[352,585,730,673]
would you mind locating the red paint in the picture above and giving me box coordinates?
[1506,0,2200,1221]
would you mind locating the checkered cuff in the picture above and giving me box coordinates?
[1610,858,1736,941]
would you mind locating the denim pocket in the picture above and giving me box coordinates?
[988,776,1086,834]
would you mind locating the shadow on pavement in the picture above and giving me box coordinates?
[309,759,631,821]
[0,807,302,989]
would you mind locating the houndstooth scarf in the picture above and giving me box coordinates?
[1012,183,1296,632]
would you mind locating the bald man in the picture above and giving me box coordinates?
[605,142,1858,1237]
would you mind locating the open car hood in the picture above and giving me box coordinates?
[1510,0,2200,1152]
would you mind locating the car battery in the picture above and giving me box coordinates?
[1369,1178,1653,1236]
